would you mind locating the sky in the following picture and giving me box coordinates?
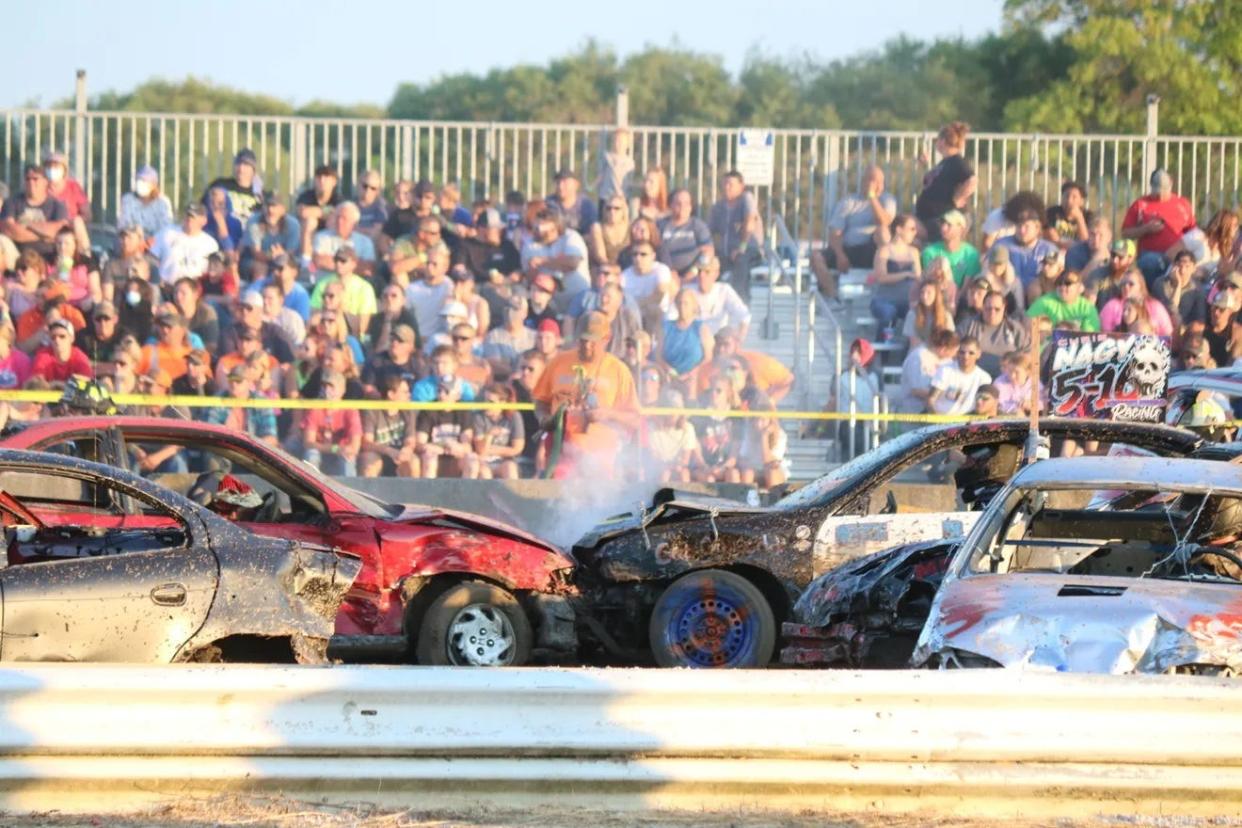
[8,0,1003,109]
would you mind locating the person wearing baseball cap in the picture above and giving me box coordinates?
[75,300,128,365]
[153,202,220,284]
[172,347,215,399]
[921,208,981,287]
[31,316,93,385]
[138,310,193,381]
[0,163,69,260]
[1121,167,1197,287]
[455,205,522,282]
[1085,238,1138,308]
[200,147,263,223]
[531,310,638,480]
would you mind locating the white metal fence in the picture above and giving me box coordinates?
[4,107,1242,244]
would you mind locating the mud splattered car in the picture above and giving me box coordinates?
[0,448,359,663]
[913,456,1242,674]
[0,417,577,667]
[572,419,1201,668]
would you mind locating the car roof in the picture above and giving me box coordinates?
[1010,456,1242,495]
[1168,369,1242,395]
[7,416,241,441]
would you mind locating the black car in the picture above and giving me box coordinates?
[571,419,1203,669]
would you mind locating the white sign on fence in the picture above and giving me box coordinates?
[736,129,775,187]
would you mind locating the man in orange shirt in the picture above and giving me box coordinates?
[138,311,193,381]
[533,311,639,479]
[695,326,793,402]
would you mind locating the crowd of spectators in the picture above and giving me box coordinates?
[819,121,1239,455]
[0,132,794,485]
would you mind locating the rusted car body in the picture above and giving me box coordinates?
[572,419,1201,668]
[913,457,1242,674]
[0,448,359,663]
[0,417,576,666]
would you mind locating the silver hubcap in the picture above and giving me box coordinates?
[446,603,516,666]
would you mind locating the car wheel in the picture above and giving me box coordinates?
[649,570,776,668]
[415,581,533,667]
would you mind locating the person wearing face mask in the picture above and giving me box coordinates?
[42,151,92,253]
[118,276,157,344]
[120,166,174,240]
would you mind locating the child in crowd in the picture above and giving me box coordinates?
[472,382,526,480]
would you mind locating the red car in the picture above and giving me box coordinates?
[0,417,577,666]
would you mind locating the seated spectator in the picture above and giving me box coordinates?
[8,376,50,423]
[202,149,263,223]
[631,167,670,224]
[120,165,173,242]
[646,389,700,483]
[152,203,219,284]
[993,351,1036,416]
[961,290,1030,377]
[310,245,376,336]
[405,243,454,338]
[897,329,958,414]
[354,169,388,241]
[905,277,954,350]
[591,196,632,267]
[639,362,667,407]
[0,325,31,390]
[616,216,661,271]
[451,322,492,389]
[686,253,750,340]
[361,322,420,396]
[422,300,469,357]
[1066,215,1114,281]
[622,240,677,337]
[378,180,423,257]
[7,250,46,321]
[32,318,92,385]
[453,207,521,280]
[737,393,788,489]
[389,215,444,287]
[416,376,478,479]
[300,340,365,402]
[451,266,490,335]
[991,245,1035,309]
[482,294,535,378]
[17,281,85,352]
[313,309,364,367]
[1099,271,1174,336]
[262,281,305,347]
[915,122,975,242]
[413,345,477,403]
[1045,180,1093,250]
[436,181,474,246]
[928,335,992,416]
[564,264,635,334]
[658,189,714,277]
[521,207,590,305]
[473,382,526,480]
[102,227,153,303]
[973,383,1001,418]
[708,170,764,303]
[242,193,301,279]
[301,371,362,476]
[1122,169,1196,287]
[312,202,377,276]
[870,214,922,339]
[813,165,895,300]
[623,329,653,383]
[42,151,91,251]
[172,277,220,353]
[994,192,1059,288]
[206,366,279,445]
[199,250,240,300]
[359,373,419,478]
[297,164,342,260]
[659,288,714,385]
[694,326,793,404]
[593,282,641,360]
[1086,239,1135,308]
[534,318,562,363]
[955,275,991,328]
[510,349,545,475]
[693,378,741,484]
[75,300,127,366]
[1201,209,1240,277]
[204,185,243,256]
[0,164,68,260]
[1154,249,1208,333]
[921,209,980,287]
[117,276,156,344]
[919,255,959,316]
[832,337,882,459]
[1026,271,1100,332]
[50,227,102,311]
[525,273,560,332]
[219,291,296,365]
[544,169,597,236]
[367,283,420,355]
[504,191,530,246]
[171,348,215,418]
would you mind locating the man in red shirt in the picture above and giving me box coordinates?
[1122,169,1196,289]
[300,371,362,476]
[31,318,92,386]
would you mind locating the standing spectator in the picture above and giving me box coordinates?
[354,169,388,241]
[1154,249,1208,333]
[75,300,126,365]
[929,336,991,415]
[453,208,521,280]
[658,189,713,277]
[1026,271,1101,332]
[1066,215,1114,279]
[310,246,376,336]
[361,323,420,396]
[813,165,896,299]
[312,202,376,276]
[405,243,454,338]
[1099,271,1174,336]
[532,311,640,480]
[206,366,279,445]
[0,165,68,259]
[32,318,91,384]
[546,170,597,235]
[1086,239,1136,308]
[119,166,173,240]
[359,373,419,478]
[242,192,301,278]
[367,284,420,356]
[659,289,714,385]
[904,277,954,349]
[521,207,591,303]
[473,382,526,480]
[631,168,670,224]
[1122,169,1196,287]
[993,351,1036,416]
[297,165,342,261]
[202,149,263,223]
[203,185,243,256]
[301,372,362,476]
[597,128,635,206]
[482,294,535,377]
[708,171,763,303]
[994,193,1059,288]
[1045,180,1093,249]
[172,277,220,353]
[590,196,632,268]
[920,209,980,287]
[152,204,219,284]
[621,240,677,337]
[961,290,1030,377]
[416,375,478,479]
[833,338,882,458]
[870,214,922,339]
[915,122,976,242]
[897,329,957,415]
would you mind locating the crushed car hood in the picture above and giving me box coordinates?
[915,573,1242,674]
[575,489,766,549]
[395,504,572,563]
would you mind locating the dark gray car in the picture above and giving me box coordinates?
[0,448,360,663]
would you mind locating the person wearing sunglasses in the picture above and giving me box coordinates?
[0,165,69,260]
[353,169,388,240]
[310,245,376,336]
[32,317,92,384]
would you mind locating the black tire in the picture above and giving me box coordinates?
[415,580,533,666]
[648,569,776,668]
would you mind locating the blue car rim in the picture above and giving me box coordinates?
[663,580,755,667]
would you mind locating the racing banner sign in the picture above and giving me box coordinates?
[1045,331,1171,422]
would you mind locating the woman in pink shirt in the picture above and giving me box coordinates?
[1099,271,1173,336]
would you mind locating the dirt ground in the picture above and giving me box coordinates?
[4,797,1242,828]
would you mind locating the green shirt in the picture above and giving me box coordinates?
[310,272,378,319]
[1026,293,1100,332]
[921,241,982,287]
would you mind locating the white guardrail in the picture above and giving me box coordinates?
[0,664,1240,818]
